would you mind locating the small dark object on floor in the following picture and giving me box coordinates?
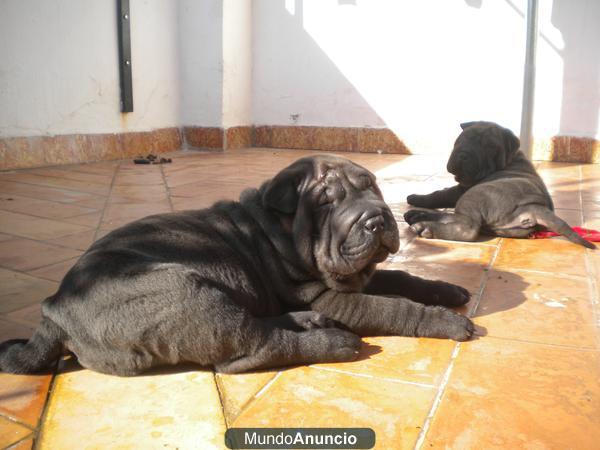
[133,155,172,165]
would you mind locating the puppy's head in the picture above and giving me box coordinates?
[262,155,399,291]
[447,121,520,187]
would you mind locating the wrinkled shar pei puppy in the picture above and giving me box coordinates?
[1,155,475,376]
[405,121,595,249]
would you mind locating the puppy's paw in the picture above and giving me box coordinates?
[407,194,430,207]
[422,306,475,342]
[404,209,429,225]
[409,222,434,238]
[316,329,362,362]
[430,281,471,307]
[446,312,475,342]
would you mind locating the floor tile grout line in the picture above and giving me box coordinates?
[0,162,118,178]
[0,410,37,432]
[499,266,589,281]
[32,361,63,450]
[2,432,35,450]
[92,162,121,242]
[0,252,83,275]
[23,255,84,281]
[0,213,97,233]
[414,239,502,450]
[482,334,600,352]
[0,204,100,222]
[0,178,110,197]
[308,365,436,389]
[0,179,106,200]
[222,370,285,423]
[468,239,503,318]
[0,229,95,249]
[413,342,461,450]
[579,165,600,348]
[159,164,175,213]
[1,170,113,188]
[216,371,281,427]
[253,371,283,399]
[211,373,231,429]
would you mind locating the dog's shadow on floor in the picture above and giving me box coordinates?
[390,235,531,320]
[54,342,385,377]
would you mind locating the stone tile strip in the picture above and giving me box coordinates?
[532,136,600,163]
[0,128,182,170]
[4,127,598,170]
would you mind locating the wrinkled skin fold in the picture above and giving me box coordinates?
[1,155,474,376]
[405,121,596,249]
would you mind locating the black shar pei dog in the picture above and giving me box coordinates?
[405,121,595,249]
[0,155,475,376]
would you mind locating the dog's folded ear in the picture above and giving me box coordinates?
[262,160,312,214]
[502,126,520,155]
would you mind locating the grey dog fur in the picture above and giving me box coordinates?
[1,155,475,376]
[405,121,595,249]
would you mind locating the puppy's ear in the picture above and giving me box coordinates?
[460,121,479,130]
[262,161,311,214]
[503,127,520,155]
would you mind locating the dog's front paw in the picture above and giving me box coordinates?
[430,281,471,307]
[404,209,429,225]
[409,222,434,238]
[421,306,475,341]
[407,194,430,207]
[316,328,362,361]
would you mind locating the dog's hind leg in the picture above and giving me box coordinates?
[409,213,481,242]
[0,318,65,374]
[214,323,361,373]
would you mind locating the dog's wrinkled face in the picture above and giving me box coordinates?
[447,121,520,187]
[263,155,399,291]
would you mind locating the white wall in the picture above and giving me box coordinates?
[252,0,528,153]
[533,0,600,140]
[222,0,253,128]
[1,0,598,150]
[178,0,223,128]
[0,0,181,137]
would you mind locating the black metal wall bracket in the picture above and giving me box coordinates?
[117,0,133,112]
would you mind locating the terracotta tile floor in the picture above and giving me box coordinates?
[0,148,599,449]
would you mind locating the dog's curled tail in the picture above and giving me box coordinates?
[0,318,64,374]
[535,207,597,249]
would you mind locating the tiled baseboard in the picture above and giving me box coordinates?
[0,127,181,170]
[532,136,600,163]
[2,125,598,170]
[253,126,410,154]
[182,126,253,150]
[182,125,409,154]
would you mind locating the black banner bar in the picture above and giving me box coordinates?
[225,428,376,449]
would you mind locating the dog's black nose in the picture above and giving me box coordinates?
[364,216,385,233]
